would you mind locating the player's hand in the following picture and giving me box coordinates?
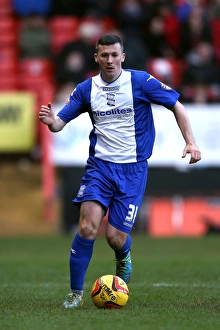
[182,144,201,164]
[39,103,55,125]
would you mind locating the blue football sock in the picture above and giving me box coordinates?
[69,233,95,292]
[115,235,132,260]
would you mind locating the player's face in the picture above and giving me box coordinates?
[94,43,126,83]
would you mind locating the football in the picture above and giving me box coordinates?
[91,274,129,309]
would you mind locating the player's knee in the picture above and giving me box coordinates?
[106,230,127,250]
[79,220,98,239]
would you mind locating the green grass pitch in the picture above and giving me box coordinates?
[0,234,219,330]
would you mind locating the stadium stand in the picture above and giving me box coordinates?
[0,0,219,101]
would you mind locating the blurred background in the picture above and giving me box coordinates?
[0,0,219,237]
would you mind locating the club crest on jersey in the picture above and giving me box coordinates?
[77,185,86,197]
[161,83,171,90]
[106,93,116,107]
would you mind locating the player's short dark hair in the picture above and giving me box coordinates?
[95,34,124,52]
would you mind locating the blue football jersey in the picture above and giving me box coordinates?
[57,69,180,163]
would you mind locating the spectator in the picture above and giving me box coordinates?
[54,17,102,99]
[182,41,220,103]
[142,0,159,21]
[143,15,172,58]
[156,2,181,57]
[114,0,145,35]
[123,35,149,70]
[180,5,213,57]
[79,0,116,18]
[208,0,220,19]
[208,0,220,63]
[18,15,51,59]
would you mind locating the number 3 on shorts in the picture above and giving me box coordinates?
[125,204,138,223]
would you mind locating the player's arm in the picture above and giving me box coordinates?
[171,100,201,164]
[39,103,66,132]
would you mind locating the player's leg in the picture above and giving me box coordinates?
[106,223,132,284]
[106,222,128,251]
[78,200,105,239]
[106,160,148,284]
[63,201,105,308]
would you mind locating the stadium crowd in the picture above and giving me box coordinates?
[1,0,220,104]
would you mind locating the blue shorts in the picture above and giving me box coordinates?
[73,157,148,233]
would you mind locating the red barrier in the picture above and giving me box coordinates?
[148,197,220,237]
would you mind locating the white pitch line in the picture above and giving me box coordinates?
[1,282,220,289]
[152,282,220,288]
[131,282,220,288]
